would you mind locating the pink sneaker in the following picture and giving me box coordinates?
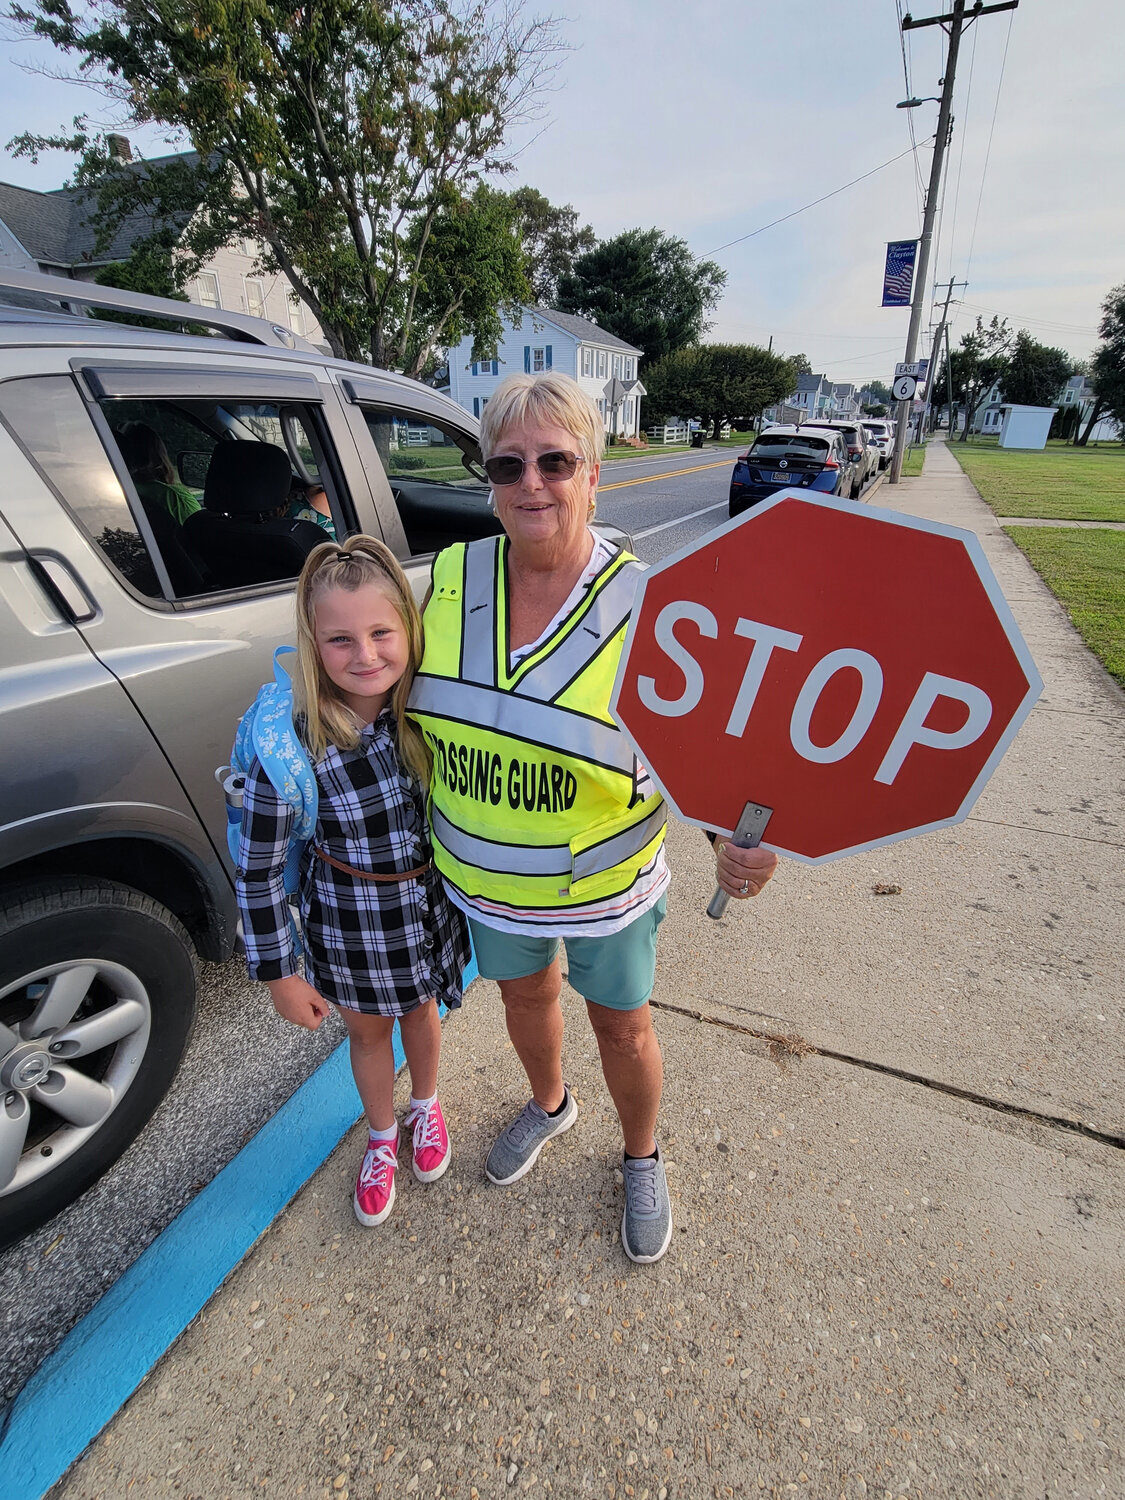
[354,1131,398,1226]
[404,1099,451,1183]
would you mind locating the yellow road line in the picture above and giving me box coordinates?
[599,459,731,491]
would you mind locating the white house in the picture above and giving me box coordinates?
[0,140,329,350]
[768,372,864,426]
[446,306,645,439]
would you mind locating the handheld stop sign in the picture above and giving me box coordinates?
[609,492,1042,907]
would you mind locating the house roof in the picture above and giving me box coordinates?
[795,373,824,393]
[0,150,201,269]
[524,306,643,356]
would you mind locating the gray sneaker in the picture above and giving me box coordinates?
[621,1146,673,1263]
[485,1087,578,1185]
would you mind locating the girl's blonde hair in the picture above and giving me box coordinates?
[479,371,604,517]
[294,536,431,786]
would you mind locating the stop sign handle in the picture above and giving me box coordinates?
[707,801,773,920]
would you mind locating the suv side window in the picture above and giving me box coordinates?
[359,407,497,557]
[92,392,346,598]
[0,374,167,599]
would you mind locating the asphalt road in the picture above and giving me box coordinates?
[0,444,746,1414]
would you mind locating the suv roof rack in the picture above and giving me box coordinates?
[0,266,316,352]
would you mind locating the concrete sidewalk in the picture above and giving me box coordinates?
[56,439,1124,1500]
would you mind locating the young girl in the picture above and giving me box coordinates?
[235,537,471,1226]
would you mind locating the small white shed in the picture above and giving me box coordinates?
[998,405,1057,450]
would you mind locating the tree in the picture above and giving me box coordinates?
[951,316,1012,441]
[865,379,892,406]
[556,228,726,368]
[1079,283,1125,445]
[8,0,558,369]
[503,186,595,305]
[1001,330,1073,408]
[862,404,889,418]
[643,344,799,438]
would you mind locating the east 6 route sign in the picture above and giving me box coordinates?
[610,492,1042,862]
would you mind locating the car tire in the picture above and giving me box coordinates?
[0,878,197,1249]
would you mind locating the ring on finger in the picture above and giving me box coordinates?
[739,879,749,895]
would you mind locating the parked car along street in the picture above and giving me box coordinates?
[729,425,854,516]
[0,269,630,1249]
[861,418,893,470]
[803,420,877,496]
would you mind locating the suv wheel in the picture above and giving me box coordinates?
[0,879,197,1248]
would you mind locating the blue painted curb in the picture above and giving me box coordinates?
[0,956,475,1500]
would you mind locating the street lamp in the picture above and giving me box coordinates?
[896,96,941,108]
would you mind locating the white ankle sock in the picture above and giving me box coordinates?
[409,1091,437,1115]
[368,1122,397,1143]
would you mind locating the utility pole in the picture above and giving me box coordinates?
[888,0,1018,484]
[924,277,966,432]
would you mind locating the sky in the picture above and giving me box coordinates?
[1,0,1121,387]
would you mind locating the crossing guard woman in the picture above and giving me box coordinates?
[409,371,777,1262]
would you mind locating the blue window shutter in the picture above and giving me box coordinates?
[471,361,478,376]
[524,345,531,373]
[492,359,499,375]
[545,345,553,369]
[473,397,480,418]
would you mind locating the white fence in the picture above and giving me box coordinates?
[646,424,691,445]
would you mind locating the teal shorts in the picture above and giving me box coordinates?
[468,896,667,1011]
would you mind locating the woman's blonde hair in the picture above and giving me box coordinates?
[294,536,431,786]
[479,372,604,516]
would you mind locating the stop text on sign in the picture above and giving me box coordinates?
[637,605,993,787]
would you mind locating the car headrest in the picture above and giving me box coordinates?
[203,440,293,517]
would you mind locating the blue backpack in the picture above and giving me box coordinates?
[221,646,319,897]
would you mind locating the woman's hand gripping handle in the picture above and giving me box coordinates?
[708,802,778,919]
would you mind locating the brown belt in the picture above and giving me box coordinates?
[313,846,431,883]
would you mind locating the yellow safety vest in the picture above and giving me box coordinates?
[409,536,667,912]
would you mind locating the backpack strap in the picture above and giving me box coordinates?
[227,647,319,911]
[232,646,319,842]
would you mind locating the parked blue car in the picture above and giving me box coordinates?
[729,425,854,516]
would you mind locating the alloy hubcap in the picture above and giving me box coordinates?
[0,958,152,1197]
[0,1041,54,1091]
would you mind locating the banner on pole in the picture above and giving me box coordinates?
[882,240,918,307]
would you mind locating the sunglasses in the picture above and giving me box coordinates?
[483,451,585,486]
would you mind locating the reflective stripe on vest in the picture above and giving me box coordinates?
[461,541,498,686]
[409,675,636,777]
[514,561,643,702]
[431,798,666,886]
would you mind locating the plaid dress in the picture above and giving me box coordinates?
[235,710,471,1016]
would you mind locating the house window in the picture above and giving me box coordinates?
[596,350,607,378]
[582,348,593,377]
[613,355,622,378]
[245,278,265,319]
[239,238,256,259]
[624,357,634,379]
[194,272,220,309]
[532,347,546,373]
[287,297,305,336]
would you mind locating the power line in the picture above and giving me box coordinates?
[964,10,1014,285]
[895,0,926,223]
[945,16,977,279]
[959,300,1097,335]
[704,142,930,258]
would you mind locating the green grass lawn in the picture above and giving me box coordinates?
[950,439,1125,522]
[1003,527,1125,687]
[901,443,926,476]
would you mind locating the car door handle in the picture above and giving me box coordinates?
[27,551,99,625]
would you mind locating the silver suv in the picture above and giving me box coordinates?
[0,269,629,1246]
